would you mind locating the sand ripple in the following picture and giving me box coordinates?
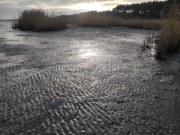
[0,23,180,134]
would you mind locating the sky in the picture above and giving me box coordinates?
[0,0,166,19]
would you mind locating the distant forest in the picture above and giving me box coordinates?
[112,1,171,18]
[75,0,179,19]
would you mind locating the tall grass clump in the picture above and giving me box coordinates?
[157,2,180,56]
[12,9,67,31]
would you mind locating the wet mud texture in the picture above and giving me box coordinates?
[0,21,180,134]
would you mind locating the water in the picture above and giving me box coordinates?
[0,21,180,134]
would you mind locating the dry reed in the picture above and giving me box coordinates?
[67,12,161,29]
[12,9,161,31]
[12,9,67,31]
[157,3,180,56]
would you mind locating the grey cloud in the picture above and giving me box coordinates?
[0,6,20,19]
[101,2,118,7]
[17,0,118,7]
[0,3,16,7]
[17,0,88,7]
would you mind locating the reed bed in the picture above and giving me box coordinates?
[12,9,67,31]
[67,12,161,29]
[121,19,161,29]
[12,9,161,31]
[157,3,180,56]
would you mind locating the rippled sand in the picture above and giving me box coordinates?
[0,21,180,134]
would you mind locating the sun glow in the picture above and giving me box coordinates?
[69,2,115,12]
[26,1,120,13]
[81,49,97,58]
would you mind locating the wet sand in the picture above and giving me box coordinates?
[0,21,180,134]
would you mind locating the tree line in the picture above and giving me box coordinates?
[99,0,178,19]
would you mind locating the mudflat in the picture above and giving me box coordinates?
[0,21,180,134]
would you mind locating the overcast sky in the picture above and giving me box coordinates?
[0,0,166,19]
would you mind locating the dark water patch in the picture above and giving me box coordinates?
[40,41,49,44]
[6,39,19,42]
[0,44,29,56]
[0,59,8,64]
[17,34,39,37]
[116,100,126,104]
[0,38,6,40]
[49,100,64,109]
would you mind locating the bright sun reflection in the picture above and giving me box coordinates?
[81,49,96,58]
[69,2,111,11]
[40,1,119,12]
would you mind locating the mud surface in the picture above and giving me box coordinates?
[0,21,180,134]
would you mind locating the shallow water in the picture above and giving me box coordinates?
[0,21,180,134]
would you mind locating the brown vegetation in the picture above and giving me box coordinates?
[66,12,161,29]
[12,9,67,31]
[157,3,180,56]
[12,9,161,31]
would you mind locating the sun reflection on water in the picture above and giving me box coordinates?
[81,49,97,58]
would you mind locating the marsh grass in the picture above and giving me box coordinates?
[121,19,161,29]
[12,9,67,31]
[12,9,161,31]
[157,3,180,56]
[67,12,161,29]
